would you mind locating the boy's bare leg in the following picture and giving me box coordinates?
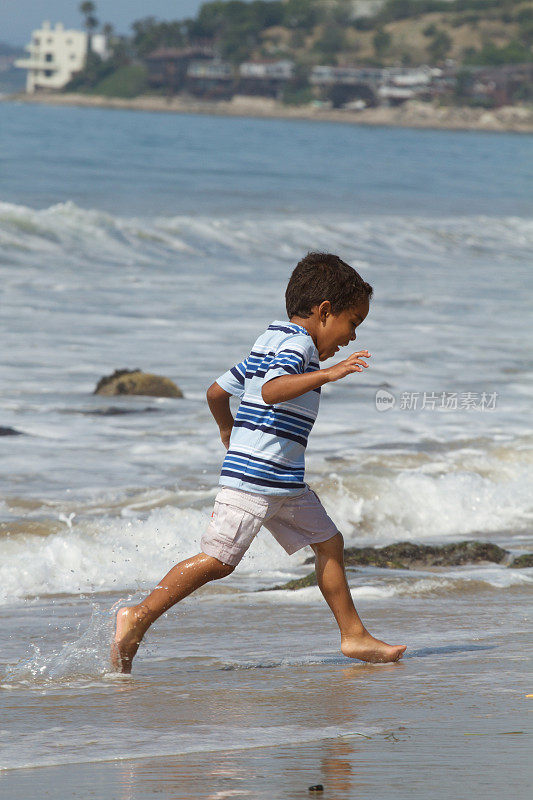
[311,533,407,663]
[111,552,234,673]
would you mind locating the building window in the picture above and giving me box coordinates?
[33,37,40,45]
[70,54,76,60]
[47,38,53,44]
[66,38,72,45]
[45,53,53,62]
[44,70,53,77]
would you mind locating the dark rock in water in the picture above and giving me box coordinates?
[0,426,23,436]
[260,540,533,592]
[308,786,324,793]
[262,570,319,591]
[84,406,161,416]
[509,553,533,568]
[303,540,509,570]
[352,540,509,569]
[94,369,183,398]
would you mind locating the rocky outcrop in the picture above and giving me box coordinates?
[262,540,532,591]
[0,426,24,435]
[94,369,183,398]
[343,540,509,569]
[261,571,319,592]
[509,553,533,569]
[303,540,509,569]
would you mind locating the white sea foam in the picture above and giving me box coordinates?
[1,447,532,606]
[246,566,532,606]
[1,200,532,268]
[0,504,307,605]
[312,452,533,546]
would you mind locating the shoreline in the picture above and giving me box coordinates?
[5,91,533,133]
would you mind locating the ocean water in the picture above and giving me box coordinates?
[0,101,531,796]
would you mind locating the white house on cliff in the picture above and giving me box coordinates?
[15,21,108,93]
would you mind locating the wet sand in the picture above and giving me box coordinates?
[3,725,530,800]
[1,576,531,798]
[6,91,533,133]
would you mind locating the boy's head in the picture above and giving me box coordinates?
[285,252,373,361]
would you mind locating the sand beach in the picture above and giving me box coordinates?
[7,90,533,133]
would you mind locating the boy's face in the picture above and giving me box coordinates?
[315,297,370,361]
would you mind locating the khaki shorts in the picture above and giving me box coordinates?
[201,484,339,567]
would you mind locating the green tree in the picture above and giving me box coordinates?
[79,2,99,55]
[283,0,319,31]
[131,17,187,56]
[373,28,391,58]
[282,59,312,105]
[463,40,532,65]
[454,68,474,101]
[427,29,452,62]
[315,22,346,61]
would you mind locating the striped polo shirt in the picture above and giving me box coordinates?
[215,320,321,495]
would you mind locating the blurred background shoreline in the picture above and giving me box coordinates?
[6,89,533,132]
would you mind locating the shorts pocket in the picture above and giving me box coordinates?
[215,488,269,518]
[211,503,262,550]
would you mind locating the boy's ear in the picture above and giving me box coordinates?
[317,300,331,324]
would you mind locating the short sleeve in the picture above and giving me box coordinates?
[216,358,248,399]
[263,335,314,385]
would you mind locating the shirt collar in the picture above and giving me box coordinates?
[271,320,311,336]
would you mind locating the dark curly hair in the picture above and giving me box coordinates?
[285,252,373,319]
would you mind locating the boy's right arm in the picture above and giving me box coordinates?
[261,351,371,405]
[206,382,234,449]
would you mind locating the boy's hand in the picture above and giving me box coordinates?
[324,350,371,383]
[220,427,232,449]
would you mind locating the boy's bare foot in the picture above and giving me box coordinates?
[110,606,147,673]
[341,629,407,663]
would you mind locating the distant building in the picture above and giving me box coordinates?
[469,63,533,106]
[15,21,107,93]
[311,65,385,86]
[238,60,294,98]
[145,47,214,94]
[311,64,443,106]
[186,60,235,99]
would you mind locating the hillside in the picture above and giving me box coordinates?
[254,1,533,67]
[57,0,533,102]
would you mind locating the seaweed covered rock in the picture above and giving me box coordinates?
[259,540,533,591]
[344,540,509,569]
[509,553,533,568]
[258,571,319,591]
[94,369,183,398]
[303,540,510,570]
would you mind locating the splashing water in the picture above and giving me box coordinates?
[2,598,136,685]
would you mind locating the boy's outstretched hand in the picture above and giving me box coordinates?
[324,350,371,383]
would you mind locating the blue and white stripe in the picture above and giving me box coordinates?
[215,320,321,495]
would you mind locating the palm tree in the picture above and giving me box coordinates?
[79,2,99,55]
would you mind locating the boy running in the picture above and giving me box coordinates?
[112,252,407,672]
